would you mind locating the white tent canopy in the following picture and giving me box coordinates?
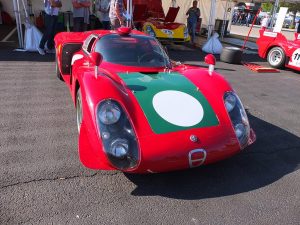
[162,0,234,38]
[2,0,299,48]
[162,0,234,28]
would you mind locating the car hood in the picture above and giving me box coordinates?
[118,71,219,135]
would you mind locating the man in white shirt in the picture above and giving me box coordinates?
[72,0,91,32]
[261,15,270,31]
[109,0,126,30]
[38,0,62,55]
[96,0,111,30]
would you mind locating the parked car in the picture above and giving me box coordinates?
[54,27,256,173]
[257,29,300,71]
[132,0,190,43]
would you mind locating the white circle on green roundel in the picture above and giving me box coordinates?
[152,90,204,127]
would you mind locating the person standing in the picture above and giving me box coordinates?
[246,13,251,27]
[109,0,126,30]
[72,0,91,32]
[38,0,62,55]
[96,0,111,30]
[261,15,269,31]
[297,20,300,33]
[186,0,200,46]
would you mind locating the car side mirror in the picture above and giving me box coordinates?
[89,52,103,79]
[204,54,216,76]
[89,52,102,66]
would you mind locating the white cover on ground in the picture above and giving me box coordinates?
[24,23,42,52]
[202,33,223,54]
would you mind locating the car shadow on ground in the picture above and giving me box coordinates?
[0,48,55,62]
[125,114,300,200]
[169,48,267,67]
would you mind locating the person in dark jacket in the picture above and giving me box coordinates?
[186,0,200,46]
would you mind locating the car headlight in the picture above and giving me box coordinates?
[98,101,121,125]
[145,25,156,37]
[224,93,237,113]
[224,92,250,148]
[110,138,128,159]
[184,26,189,39]
[96,100,139,170]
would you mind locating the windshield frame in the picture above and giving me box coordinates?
[94,34,171,68]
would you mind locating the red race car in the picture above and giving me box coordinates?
[54,28,255,173]
[257,30,300,71]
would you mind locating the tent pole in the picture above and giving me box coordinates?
[130,0,133,27]
[228,0,235,36]
[221,0,230,39]
[17,0,24,48]
[126,0,129,27]
[269,0,280,30]
[207,0,216,39]
[13,0,23,49]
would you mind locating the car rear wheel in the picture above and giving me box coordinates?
[56,57,64,82]
[267,47,286,68]
[76,88,83,133]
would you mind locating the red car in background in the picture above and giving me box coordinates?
[257,30,300,71]
[54,28,255,173]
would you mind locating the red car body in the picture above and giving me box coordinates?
[54,28,255,173]
[257,30,300,71]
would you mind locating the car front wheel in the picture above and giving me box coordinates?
[76,88,83,133]
[267,47,286,68]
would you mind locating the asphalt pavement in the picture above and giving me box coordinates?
[0,45,300,225]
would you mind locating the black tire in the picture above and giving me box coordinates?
[56,57,64,82]
[220,47,243,64]
[76,88,83,133]
[267,47,286,69]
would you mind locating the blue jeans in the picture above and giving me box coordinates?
[188,20,196,43]
[39,13,58,50]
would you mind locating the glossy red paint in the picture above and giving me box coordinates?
[117,27,132,35]
[257,29,300,71]
[89,52,102,66]
[54,29,255,173]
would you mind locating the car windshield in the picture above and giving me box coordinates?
[94,34,170,67]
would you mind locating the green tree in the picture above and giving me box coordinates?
[261,3,273,12]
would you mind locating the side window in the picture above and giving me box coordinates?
[82,35,97,53]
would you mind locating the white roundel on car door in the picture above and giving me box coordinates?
[288,48,300,68]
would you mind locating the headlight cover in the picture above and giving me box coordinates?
[184,26,189,39]
[96,100,139,170]
[224,92,250,149]
[145,25,156,37]
[98,101,121,125]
